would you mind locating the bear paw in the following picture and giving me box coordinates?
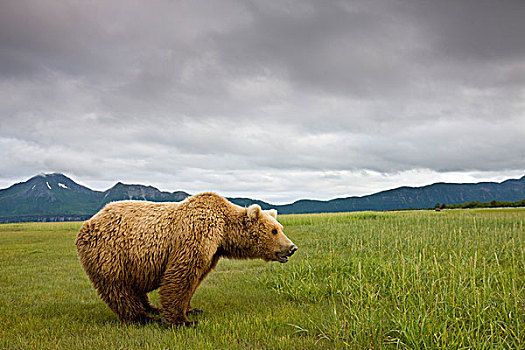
[146,306,162,315]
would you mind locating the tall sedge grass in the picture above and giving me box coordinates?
[1,209,524,349]
[263,209,525,348]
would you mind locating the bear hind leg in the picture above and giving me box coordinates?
[159,267,196,326]
[140,294,161,315]
[97,283,152,324]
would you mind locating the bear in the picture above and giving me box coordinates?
[75,192,297,326]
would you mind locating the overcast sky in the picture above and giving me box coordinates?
[1,0,524,203]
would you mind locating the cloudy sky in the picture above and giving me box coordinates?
[1,0,524,203]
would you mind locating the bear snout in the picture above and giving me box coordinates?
[275,244,298,263]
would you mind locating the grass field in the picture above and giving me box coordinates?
[1,209,524,349]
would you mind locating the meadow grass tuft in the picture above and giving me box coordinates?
[1,209,524,349]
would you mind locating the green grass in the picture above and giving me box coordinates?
[1,209,524,349]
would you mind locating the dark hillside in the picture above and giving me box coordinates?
[1,173,524,222]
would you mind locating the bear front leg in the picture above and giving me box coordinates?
[186,272,207,315]
[159,263,198,326]
[186,253,220,315]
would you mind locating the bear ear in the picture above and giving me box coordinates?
[266,209,278,219]
[247,204,262,220]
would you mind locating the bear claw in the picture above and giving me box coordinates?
[187,307,204,315]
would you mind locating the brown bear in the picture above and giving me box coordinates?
[75,192,297,326]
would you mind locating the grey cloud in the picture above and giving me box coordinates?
[1,0,524,202]
[210,0,418,97]
[407,0,525,62]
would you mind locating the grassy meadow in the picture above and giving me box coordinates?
[1,209,524,349]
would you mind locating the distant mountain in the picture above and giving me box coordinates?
[272,176,525,214]
[0,173,101,222]
[0,173,524,223]
[0,174,189,223]
[226,197,275,210]
[100,182,189,207]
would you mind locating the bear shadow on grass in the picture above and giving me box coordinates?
[65,299,207,327]
[69,291,284,328]
[42,300,118,325]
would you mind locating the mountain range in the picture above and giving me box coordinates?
[0,173,524,223]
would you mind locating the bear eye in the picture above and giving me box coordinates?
[271,228,278,235]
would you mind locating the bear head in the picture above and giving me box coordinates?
[243,204,297,263]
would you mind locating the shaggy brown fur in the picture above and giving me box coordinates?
[75,192,296,326]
